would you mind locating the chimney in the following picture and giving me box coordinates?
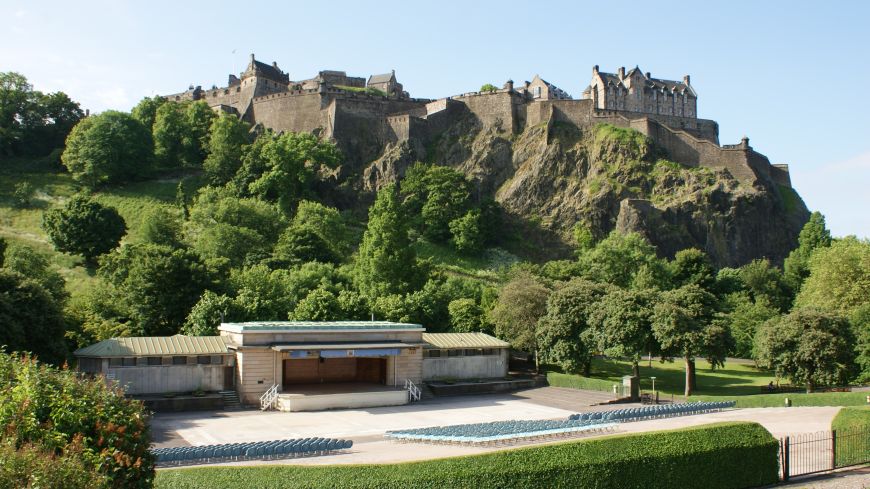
[645,72,651,79]
[618,67,625,79]
[504,79,514,91]
[272,61,278,68]
[683,75,691,85]
[593,64,599,74]
[250,53,255,63]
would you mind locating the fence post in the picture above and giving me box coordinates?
[783,436,790,481]
[831,430,837,470]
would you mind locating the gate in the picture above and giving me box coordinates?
[780,428,870,480]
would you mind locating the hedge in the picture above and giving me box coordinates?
[689,391,870,408]
[156,422,779,489]
[547,372,618,393]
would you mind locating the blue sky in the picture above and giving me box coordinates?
[3,1,868,238]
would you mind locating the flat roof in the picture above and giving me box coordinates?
[219,321,424,333]
[272,342,420,351]
[74,336,230,358]
[422,332,510,349]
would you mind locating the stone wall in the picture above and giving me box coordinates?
[422,350,509,381]
[452,91,519,133]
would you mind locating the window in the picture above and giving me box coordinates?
[424,350,441,358]
[121,357,136,367]
[447,349,462,357]
[465,349,483,356]
[483,349,497,356]
[197,356,212,365]
[109,357,122,367]
[172,356,187,365]
[211,356,223,365]
[533,86,542,98]
[146,357,162,366]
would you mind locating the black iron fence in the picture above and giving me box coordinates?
[780,428,870,480]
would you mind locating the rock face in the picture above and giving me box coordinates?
[359,119,808,267]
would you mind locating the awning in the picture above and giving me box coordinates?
[271,342,419,358]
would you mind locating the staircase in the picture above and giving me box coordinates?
[405,379,422,402]
[219,390,242,410]
[260,384,279,411]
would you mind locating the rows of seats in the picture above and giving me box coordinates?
[568,400,736,423]
[385,418,615,445]
[152,437,353,465]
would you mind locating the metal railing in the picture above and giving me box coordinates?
[780,428,870,481]
[259,384,279,411]
[405,379,421,402]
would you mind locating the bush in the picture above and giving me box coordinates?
[0,351,155,487]
[546,372,619,393]
[156,423,778,489]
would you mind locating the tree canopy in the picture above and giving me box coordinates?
[795,237,870,316]
[42,195,127,266]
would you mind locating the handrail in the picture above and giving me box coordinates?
[260,384,279,411]
[405,379,421,402]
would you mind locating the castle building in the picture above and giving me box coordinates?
[582,65,697,118]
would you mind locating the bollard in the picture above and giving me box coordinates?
[784,397,791,407]
[866,395,869,405]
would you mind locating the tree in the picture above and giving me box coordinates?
[578,231,668,289]
[489,271,549,371]
[0,270,68,363]
[756,308,855,392]
[670,248,716,291]
[448,298,487,333]
[355,184,422,298]
[3,242,67,303]
[185,100,217,166]
[739,259,793,312]
[152,102,189,168]
[538,278,610,375]
[420,166,472,241]
[292,200,353,257]
[587,287,657,378]
[273,224,340,266]
[182,290,243,336]
[449,209,484,255]
[139,206,182,247]
[236,131,341,212]
[795,237,870,316]
[784,211,832,290]
[130,95,166,132]
[851,304,870,382]
[12,181,35,208]
[42,195,127,266]
[480,83,498,92]
[61,111,153,187]
[203,112,250,185]
[0,351,155,486]
[99,243,213,336]
[720,292,779,359]
[0,72,32,155]
[652,284,728,396]
[291,287,342,320]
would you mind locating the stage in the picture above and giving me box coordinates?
[276,382,409,412]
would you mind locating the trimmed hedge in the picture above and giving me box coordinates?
[547,372,618,393]
[690,391,870,408]
[156,422,779,489]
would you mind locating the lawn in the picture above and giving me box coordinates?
[576,356,777,398]
[688,392,870,408]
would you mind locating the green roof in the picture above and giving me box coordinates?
[219,321,423,332]
[422,333,510,349]
[74,336,229,357]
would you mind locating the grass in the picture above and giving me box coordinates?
[334,85,388,97]
[573,357,777,397]
[832,405,870,431]
[154,422,779,489]
[690,392,870,408]
[413,238,518,284]
[830,406,870,467]
[547,372,618,393]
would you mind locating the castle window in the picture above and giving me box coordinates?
[534,86,542,98]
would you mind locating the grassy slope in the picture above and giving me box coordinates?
[690,392,870,408]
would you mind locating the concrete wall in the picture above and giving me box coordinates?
[236,348,280,405]
[422,350,509,381]
[385,348,423,386]
[107,365,226,395]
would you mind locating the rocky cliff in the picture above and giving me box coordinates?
[359,118,808,267]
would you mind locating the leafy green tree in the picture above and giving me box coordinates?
[184,100,216,165]
[480,83,498,92]
[236,131,341,212]
[538,278,610,375]
[12,181,35,208]
[138,206,183,248]
[355,184,422,298]
[230,262,350,320]
[720,292,779,359]
[421,167,472,241]
[795,237,870,316]
[448,298,487,333]
[578,231,668,289]
[0,237,6,267]
[756,308,855,392]
[489,271,549,371]
[670,248,716,290]
[784,211,832,290]
[293,200,354,256]
[851,304,870,382]
[152,102,189,168]
[273,224,340,266]
[0,270,68,363]
[652,284,730,396]
[449,209,484,255]
[0,351,155,486]
[0,72,32,155]
[337,289,370,320]
[3,242,67,303]
[572,222,596,252]
[99,243,213,336]
[61,111,153,187]
[182,290,243,336]
[291,286,342,320]
[203,112,250,185]
[130,95,166,131]
[739,259,793,311]
[587,287,657,378]
[42,195,127,266]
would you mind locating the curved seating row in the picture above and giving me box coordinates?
[385,418,615,445]
[151,437,353,465]
[568,400,736,423]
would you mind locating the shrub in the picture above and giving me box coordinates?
[156,422,778,489]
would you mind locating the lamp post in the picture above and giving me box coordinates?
[650,376,657,394]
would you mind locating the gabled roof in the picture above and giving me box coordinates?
[422,332,510,349]
[368,72,395,84]
[219,321,424,333]
[74,336,229,358]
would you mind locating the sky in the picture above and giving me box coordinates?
[3,0,868,238]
